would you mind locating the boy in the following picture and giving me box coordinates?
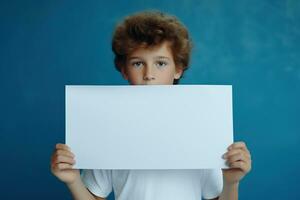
[51,11,252,200]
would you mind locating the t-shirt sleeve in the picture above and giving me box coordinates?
[81,169,113,198]
[201,169,223,199]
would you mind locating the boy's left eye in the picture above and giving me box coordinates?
[155,61,167,68]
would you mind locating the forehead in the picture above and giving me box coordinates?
[128,41,174,59]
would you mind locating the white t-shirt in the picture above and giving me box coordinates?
[81,169,223,200]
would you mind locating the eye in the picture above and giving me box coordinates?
[155,61,168,68]
[131,61,144,68]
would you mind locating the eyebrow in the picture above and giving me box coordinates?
[128,56,171,61]
[154,56,170,60]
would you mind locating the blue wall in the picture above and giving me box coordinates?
[0,0,299,199]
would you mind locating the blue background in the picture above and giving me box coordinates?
[0,0,299,199]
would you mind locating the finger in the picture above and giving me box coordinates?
[54,163,74,170]
[224,153,251,170]
[51,150,75,165]
[228,141,249,151]
[223,149,250,160]
[56,149,75,158]
[227,153,251,163]
[227,152,244,164]
[56,143,70,151]
[229,160,251,173]
[51,156,74,166]
[54,155,76,165]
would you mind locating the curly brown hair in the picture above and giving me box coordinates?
[112,10,193,84]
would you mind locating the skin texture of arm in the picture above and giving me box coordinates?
[66,176,106,200]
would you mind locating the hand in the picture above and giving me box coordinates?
[222,141,252,185]
[50,143,80,185]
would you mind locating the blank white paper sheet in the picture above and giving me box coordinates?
[66,85,234,169]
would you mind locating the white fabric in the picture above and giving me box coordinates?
[81,169,223,200]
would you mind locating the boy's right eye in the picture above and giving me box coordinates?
[132,61,144,68]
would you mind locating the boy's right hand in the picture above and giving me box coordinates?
[50,143,80,185]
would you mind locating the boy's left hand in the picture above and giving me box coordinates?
[222,141,252,184]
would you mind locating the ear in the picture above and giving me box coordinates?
[120,66,129,80]
[174,67,183,80]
